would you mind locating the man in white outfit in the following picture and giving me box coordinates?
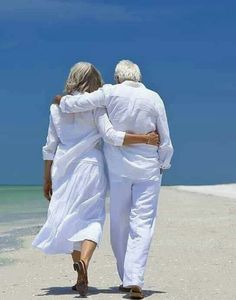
[55,60,173,299]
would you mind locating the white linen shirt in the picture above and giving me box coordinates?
[60,81,174,180]
[43,93,125,162]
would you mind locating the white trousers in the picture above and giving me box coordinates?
[109,173,162,288]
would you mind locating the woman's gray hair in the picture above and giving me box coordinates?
[65,62,103,94]
[114,60,142,83]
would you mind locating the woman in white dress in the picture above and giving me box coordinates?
[32,62,159,296]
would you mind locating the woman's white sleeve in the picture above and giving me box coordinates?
[94,108,125,146]
[42,114,59,160]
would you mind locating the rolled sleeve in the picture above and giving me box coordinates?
[159,151,173,170]
[111,130,126,146]
[42,112,59,160]
[42,150,55,161]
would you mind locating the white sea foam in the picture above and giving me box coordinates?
[174,184,236,199]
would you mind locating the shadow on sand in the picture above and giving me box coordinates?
[36,286,166,298]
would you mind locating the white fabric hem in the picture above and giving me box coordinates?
[123,281,144,289]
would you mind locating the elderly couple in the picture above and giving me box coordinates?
[32,60,173,299]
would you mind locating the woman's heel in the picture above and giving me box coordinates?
[73,260,88,296]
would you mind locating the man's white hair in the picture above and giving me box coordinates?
[114,60,142,83]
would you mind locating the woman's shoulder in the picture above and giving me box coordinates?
[49,104,62,124]
[50,103,64,117]
[50,103,60,114]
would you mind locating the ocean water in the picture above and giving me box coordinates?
[0,186,48,261]
[0,186,48,224]
[0,186,110,264]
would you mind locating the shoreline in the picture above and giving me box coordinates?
[0,187,236,299]
[0,184,235,258]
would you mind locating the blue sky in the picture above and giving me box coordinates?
[0,0,235,185]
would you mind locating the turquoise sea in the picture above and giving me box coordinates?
[0,186,110,265]
[0,186,48,262]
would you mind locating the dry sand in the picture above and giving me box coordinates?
[1,187,236,300]
[175,184,236,200]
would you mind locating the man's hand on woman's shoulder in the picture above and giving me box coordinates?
[53,95,63,105]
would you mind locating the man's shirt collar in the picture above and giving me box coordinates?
[121,80,145,88]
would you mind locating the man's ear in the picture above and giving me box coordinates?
[114,75,120,84]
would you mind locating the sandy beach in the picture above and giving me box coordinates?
[174,184,236,200]
[0,186,236,300]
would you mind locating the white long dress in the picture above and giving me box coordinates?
[32,94,125,254]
